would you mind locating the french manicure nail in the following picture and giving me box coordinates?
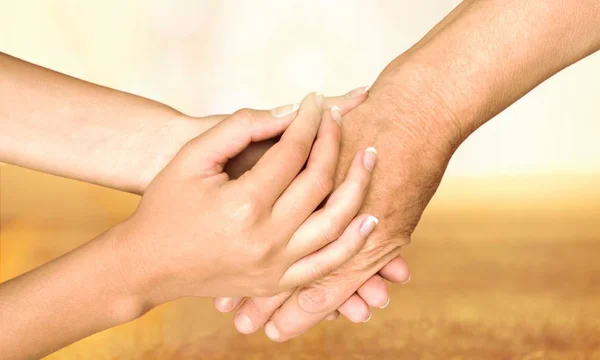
[330,105,342,125]
[234,314,255,334]
[362,313,372,323]
[345,85,370,98]
[363,147,377,172]
[265,322,280,340]
[359,216,379,236]
[402,274,411,284]
[270,103,299,118]
[315,92,324,109]
[380,297,390,309]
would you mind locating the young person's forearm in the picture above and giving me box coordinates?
[0,226,148,360]
[0,52,211,193]
[373,0,600,142]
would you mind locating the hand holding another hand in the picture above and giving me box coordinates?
[113,93,381,307]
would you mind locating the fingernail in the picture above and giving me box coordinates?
[315,92,324,109]
[265,322,280,340]
[234,314,255,334]
[402,274,411,284]
[271,103,299,118]
[345,85,370,98]
[380,297,390,309]
[330,105,342,125]
[363,147,377,172]
[217,297,234,312]
[362,313,372,323]
[359,216,379,236]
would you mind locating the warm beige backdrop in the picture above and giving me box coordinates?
[1,1,600,359]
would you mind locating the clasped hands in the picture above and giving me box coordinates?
[118,87,417,342]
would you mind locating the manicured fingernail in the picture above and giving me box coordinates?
[380,297,390,309]
[363,147,377,172]
[330,105,342,125]
[234,314,254,334]
[271,103,299,118]
[265,322,280,340]
[362,313,372,323]
[359,216,379,236]
[345,85,370,98]
[402,274,411,284]
[315,92,324,109]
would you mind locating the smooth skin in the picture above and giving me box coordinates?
[225,0,600,342]
[0,93,382,359]
[0,51,408,320]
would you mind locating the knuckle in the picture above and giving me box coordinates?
[312,170,334,196]
[324,217,346,243]
[247,244,269,261]
[232,108,255,123]
[297,285,339,314]
[355,306,371,322]
[230,193,264,226]
[308,262,333,283]
[353,237,403,271]
[246,240,279,265]
[286,138,311,163]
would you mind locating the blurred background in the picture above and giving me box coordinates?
[1,1,599,358]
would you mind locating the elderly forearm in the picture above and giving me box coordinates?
[373,0,600,142]
[0,52,210,193]
[231,0,600,342]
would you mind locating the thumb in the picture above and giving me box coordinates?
[178,104,298,177]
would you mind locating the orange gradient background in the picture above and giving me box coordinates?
[1,1,599,358]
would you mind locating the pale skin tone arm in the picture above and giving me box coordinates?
[225,0,600,341]
[0,93,384,359]
[0,51,408,317]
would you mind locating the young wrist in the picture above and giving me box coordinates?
[128,113,215,195]
[101,222,162,317]
[106,217,216,309]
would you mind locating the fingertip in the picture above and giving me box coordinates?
[362,313,372,323]
[363,146,377,172]
[344,85,370,99]
[338,295,371,323]
[270,103,299,118]
[379,256,411,284]
[321,86,370,114]
[357,275,389,308]
[359,215,379,237]
[380,297,390,309]
[214,297,234,312]
[234,313,256,334]
[330,105,342,125]
[315,92,324,109]
[265,321,282,341]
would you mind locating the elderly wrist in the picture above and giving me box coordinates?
[370,59,476,156]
